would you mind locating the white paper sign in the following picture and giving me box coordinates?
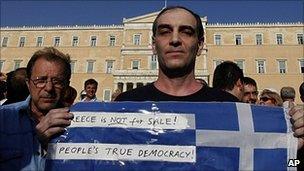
[70,112,195,129]
[48,143,196,163]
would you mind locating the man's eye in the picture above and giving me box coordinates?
[181,30,194,36]
[52,79,63,85]
[158,29,171,35]
[36,79,46,84]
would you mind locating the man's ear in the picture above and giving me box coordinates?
[25,78,30,89]
[236,79,244,90]
[196,40,204,56]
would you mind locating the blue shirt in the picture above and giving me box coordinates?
[0,96,45,170]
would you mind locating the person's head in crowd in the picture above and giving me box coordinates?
[62,86,77,107]
[0,80,7,104]
[280,86,296,103]
[4,67,29,105]
[259,89,283,107]
[152,6,204,79]
[111,89,122,101]
[212,61,244,100]
[26,47,71,113]
[300,82,304,103]
[82,78,98,101]
[242,77,258,104]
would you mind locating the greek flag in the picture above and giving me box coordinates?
[46,102,298,171]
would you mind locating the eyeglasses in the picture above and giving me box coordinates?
[29,76,66,89]
[260,97,273,102]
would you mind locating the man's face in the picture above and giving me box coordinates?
[27,58,68,113]
[242,84,258,104]
[85,84,97,99]
[152,8,203,77]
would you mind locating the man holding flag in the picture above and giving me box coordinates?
[115,5,304,167]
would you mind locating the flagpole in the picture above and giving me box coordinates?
[163,0,167,9]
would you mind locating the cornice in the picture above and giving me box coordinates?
[0,24,124,31]
[207,22,304,28]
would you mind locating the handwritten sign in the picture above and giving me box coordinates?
[48,143,196,163]
[70,112,195,130]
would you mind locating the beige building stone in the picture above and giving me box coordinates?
[1,11,303,103]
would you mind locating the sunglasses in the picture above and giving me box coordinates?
[260,97,274,102]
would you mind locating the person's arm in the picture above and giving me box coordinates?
[289,104,304,149]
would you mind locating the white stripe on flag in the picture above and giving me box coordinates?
[196,103,292,170]
[283,108,298,171]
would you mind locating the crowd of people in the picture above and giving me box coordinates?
[0,6,303,170]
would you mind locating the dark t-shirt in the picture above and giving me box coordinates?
[115,83,239,102]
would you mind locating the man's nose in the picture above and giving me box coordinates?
[169,31,181,47]
[44,80,54,91]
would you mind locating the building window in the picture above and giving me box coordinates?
[109,35,116,46]
[256,34,263,45]
[276,34,283,45]
[117,82,123,92]
[1,37,8,47]
[213,60,223,70]
[256,60,266,74]
[132,60,140,70]
[133,34,141,45]
[90,36,97,47]
[214,35,221,45]
[54,37,60,47]
[235,60,244,72]
[14,60,22,70]
[0,60,4,71]
[277,60,286,74]
[86,60,95,73]
[19,37,25,47]
[151,55,158,70]
[36,36,43,47]
[106,60,114,74]
[235,35,242,45]
[70,60,76,73]
[299,59,304,73]
[103,89,111,102]
[136,82,144,87]
[126,82,133,91]
[297,34,303,45]
[72,36,79,46]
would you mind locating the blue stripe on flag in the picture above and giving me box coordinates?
[254,148,287,171]
[46,159,198,171]
[251,105,287,133]
[64,128,195,145]
[196,147,239,170]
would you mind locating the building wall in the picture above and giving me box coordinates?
[206,23,304,103]
[1,15,303,103]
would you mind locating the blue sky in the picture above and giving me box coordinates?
[1,0,303,27]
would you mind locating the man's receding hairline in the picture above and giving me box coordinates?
[155,8,197,27]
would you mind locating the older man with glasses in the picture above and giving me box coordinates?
[0,47,74,170]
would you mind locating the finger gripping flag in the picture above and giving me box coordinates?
[45,102,298,171]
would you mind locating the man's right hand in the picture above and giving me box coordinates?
[35,107,74,145]
[289,103,304,150]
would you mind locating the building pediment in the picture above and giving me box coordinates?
[123,11,160,24]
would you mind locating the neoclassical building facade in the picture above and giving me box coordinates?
[1,11,303,103]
